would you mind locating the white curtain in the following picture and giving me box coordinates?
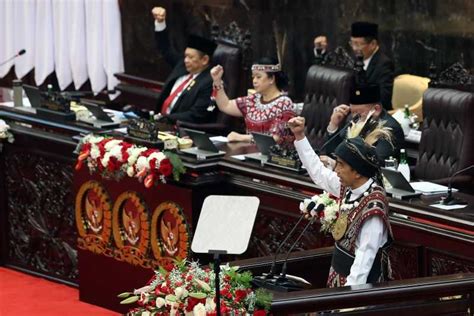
[34,0,54,86]
[0,0,124,98]
[0,0,15,77]
[69,0,88,90]
[13,0,36,79]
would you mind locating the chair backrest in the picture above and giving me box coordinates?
[210,39,246,132]
[301,65,354,148]
[414,87,474,181]
[391,74,430,120]
[392,74,430,110]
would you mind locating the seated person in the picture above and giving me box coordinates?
[321,83,404,168]
[313,35,329,64]
[349,21,394,110]
[152,6,217,124]
[289,116,393,287]
[210,57,296,142]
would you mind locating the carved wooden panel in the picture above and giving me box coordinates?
[5,151,77,282]
[388,243,420,280]
[247,210,333,258]
[429,249,474,276]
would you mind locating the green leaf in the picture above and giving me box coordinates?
[120,295,139,304]
[117,292,132,298]
[188,292,207,299]
[164,151,186,181]
[165,294,177,302]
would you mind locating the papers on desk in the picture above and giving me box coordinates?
[405,129,421,143]
[410,181,456,195]
[231,154,246,161]
[209,136,228,143]
[430,203,467,210]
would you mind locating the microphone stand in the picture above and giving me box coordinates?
[0,50,26,67]
[273,217,316,291]
[441,165,474,205]
[252,202,316,288]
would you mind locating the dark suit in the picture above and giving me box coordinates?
[154,29,217,124]
[322,110,405,165]
[366,50,394,111]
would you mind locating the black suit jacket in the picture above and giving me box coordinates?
[366,50,394,111]
[154,29,217,124]
[322,110,405,165]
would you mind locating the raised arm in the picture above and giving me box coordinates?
[210,65,243,117]
[152,7,181,67]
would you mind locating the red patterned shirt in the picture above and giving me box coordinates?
[235,93,295,135]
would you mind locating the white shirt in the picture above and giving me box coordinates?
[363,46,379,71]
[165,73,199,114]
[294,137,388,286]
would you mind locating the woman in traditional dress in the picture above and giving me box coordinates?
[210,57,296,142]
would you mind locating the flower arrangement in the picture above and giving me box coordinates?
[118,260,272,315]
[0,119,14,143]
[299,191,339,234]
[75,134,185,188]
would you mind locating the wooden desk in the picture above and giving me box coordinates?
[1,107,473,313]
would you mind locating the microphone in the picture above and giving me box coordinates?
[275,204,324,290]
[440,164,474,205]
[255,201,316,283]
[318,113,361,154]
[0,49,27,67]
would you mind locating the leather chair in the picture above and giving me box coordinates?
[413,88,474,192]
[177,39,245,135]
[389,74,430,122]
[301,65,354,149]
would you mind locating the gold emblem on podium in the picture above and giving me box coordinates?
[332,213,348,241]
[151,201,190,267]
[75,181,112,254]
[112,191,150,268]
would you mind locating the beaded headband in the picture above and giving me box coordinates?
[251,64,281,72]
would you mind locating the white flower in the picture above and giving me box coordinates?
[156,297,166,308]
[205,297,216,311]
[174,286,188,299]
[364,192,369,196]
[139,292,150,304]
[354,201,359,207]
[90,146,100,159]
[133,284,152,295]
[104,139,122,150]
[108,143,123,161]
[136,156,149,171]
[127,147,147,165]
[127,166,135,177]
[141,311,151,316]
[193,303,206,316]
[101,152,111,167]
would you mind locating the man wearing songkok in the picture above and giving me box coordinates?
[350,21,394,110]
[152,7,217,124]
[322,83,404,167]
[289,117,393,287]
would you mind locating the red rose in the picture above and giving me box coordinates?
[159,159,173,176]
[234,289,247,302]
[253,310,267,316]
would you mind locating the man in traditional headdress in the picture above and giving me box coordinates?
[349,21,394,110]
[289,117,393,287]
[322,83,404,167]
[152,7,217,124]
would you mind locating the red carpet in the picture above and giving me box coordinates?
[0,267,119,316]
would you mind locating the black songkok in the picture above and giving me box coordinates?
[351,22,378,39]
[334,137,379,178]
[350,84,380,105]
[187,34,217,57]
